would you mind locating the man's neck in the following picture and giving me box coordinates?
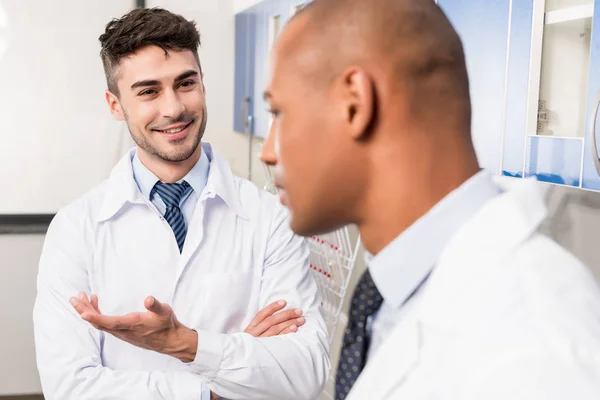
[137,146,202,183]
[357,154,480,256]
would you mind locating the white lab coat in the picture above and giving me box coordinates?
[347,178,600,400]
[33,144,330,400]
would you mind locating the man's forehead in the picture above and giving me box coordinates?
[119,46,199,81]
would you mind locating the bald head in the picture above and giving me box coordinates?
[262,0,479,240]
[282,0,471,135]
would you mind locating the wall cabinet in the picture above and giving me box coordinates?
[234,0,600,192]
[441,0,600,190]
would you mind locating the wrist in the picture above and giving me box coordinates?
[168,324,198,363]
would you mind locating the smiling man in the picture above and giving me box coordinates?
[33,7,329,400]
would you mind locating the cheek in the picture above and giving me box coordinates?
[128,102,159,130]
[183,90,206,112]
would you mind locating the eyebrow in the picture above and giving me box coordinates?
[263,91,272,101]
[130,70,200,90]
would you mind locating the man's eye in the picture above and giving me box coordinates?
[140,89,157,96]
[268,109,280,117]
[180,80,196,88]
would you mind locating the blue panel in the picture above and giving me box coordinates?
[502,0,534,179]
[437,0,510,174]
[582,0,600,190]
[233,11,256,135]
[525,136,583,187]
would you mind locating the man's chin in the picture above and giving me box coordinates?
[152,143,199,163]
[290,214,340,238]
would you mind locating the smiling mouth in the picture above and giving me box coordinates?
[153,120,194,134]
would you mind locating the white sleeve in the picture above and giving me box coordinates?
[189,201,331,400]
[464,351,600,400]
[33,210,205,400]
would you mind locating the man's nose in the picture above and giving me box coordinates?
[161,89,186,118]
[261,120,278,166]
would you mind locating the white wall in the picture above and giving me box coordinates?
[0,0,135,214]
[233,0,262,13]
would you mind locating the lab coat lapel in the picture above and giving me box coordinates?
[418,177,548,331]
[347,317,422,399]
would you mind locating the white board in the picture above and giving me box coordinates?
[0,0,135,214]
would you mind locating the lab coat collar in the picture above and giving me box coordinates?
[201,143,248,220]
[416,177,548,332]
[97,143,248,222]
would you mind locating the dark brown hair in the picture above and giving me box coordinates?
[99,7,202,95]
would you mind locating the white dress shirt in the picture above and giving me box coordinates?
[365,170,500,359]
[33,143,330,400]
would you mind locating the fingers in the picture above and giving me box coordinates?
[91,294,101,314]
[250,308,304,337]
[70,292,96,316]
[262,316,306,337]
[144,296,171,317]
[280,324,299,335]
[246,300,287,330]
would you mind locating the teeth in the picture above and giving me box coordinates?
[160,126,185,133]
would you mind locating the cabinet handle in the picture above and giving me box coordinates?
[590,92,600,176]
[240,96,250,129]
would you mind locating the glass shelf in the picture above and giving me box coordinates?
[531,0,593,138]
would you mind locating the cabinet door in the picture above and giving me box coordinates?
[582,0,600,189]
[436,0,511,174]
[233,10,256,135]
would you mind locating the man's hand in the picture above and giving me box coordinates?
[71,293,305,400]
[244,300,305,337]
[70,292,197,362]
[70,294,305,361]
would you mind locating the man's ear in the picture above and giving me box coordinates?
[105,90,125,121]
[339,66,375,140]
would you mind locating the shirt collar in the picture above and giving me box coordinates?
[131,147,210,201]
[97,143,247,222]
[368,170,501,309]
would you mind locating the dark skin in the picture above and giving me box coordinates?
[261,0,480,254]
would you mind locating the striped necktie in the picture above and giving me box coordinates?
[152,181,190,253]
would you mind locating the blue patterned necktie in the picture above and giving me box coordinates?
[335,269,384,399]
[152,181,190,253]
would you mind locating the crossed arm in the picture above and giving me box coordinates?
[70,293,306,400]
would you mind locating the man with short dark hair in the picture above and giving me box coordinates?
[33,8,329,400]
[261,0,600,399]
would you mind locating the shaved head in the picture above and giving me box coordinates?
[289,0,471,130]
[262,0,479,248]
